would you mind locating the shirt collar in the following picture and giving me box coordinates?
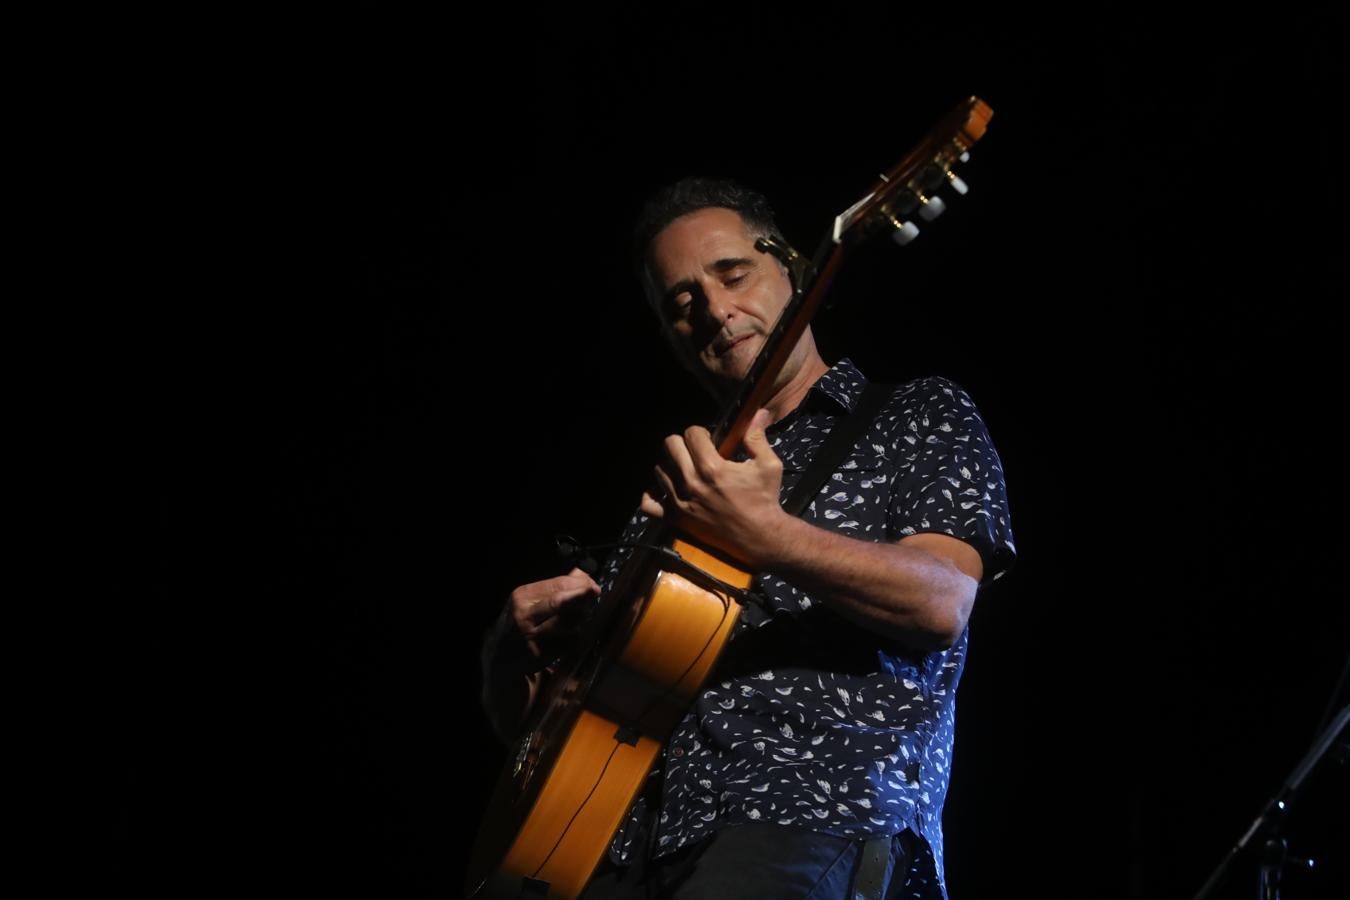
[804,356,868,414]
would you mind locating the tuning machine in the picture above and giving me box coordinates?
[887,213,920,246]
[917,192,946,221]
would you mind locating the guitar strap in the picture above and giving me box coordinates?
[781,380,893,518]
[735,379,893,631]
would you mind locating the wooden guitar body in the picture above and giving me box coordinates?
[466,539,753,899]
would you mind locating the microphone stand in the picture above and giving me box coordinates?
[1190,703,1349,900]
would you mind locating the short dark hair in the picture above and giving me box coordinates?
[632,176,785,307]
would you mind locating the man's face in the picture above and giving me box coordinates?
[645,207,794,396]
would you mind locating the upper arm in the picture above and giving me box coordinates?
[885,379,1016,586]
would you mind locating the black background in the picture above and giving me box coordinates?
[145,8,1347,898]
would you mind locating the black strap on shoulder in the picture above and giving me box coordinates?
[781,381,893,519]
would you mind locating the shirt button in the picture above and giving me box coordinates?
[670,746,685,758]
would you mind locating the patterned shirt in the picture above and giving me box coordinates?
[598,357,1016,899]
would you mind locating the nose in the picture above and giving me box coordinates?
[700,284,735,325]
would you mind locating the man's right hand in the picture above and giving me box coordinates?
[481,568,603,743]
[505,567,602,660]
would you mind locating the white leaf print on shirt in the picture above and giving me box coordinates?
[598,367,1014,900]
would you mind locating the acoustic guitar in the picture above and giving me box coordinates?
[465,96,994,900]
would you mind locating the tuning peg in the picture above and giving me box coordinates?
[960,151,970,163]
[917,193,946,221]
[945,170,969,195]
[887,214,920,246]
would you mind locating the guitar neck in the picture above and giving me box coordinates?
[711,96,992,456]
[709,244,844,455]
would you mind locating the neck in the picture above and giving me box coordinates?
[761,349,831,424]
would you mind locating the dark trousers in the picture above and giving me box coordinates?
[582,823,916,900]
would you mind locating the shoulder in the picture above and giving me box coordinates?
[890,374,976,405]
[872,374,983,424]
[865,376,1005,467]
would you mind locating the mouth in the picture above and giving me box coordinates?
[714,334,755,358]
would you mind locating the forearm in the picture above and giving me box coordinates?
[756,515,975,652]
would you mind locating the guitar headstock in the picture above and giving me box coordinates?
[831,96,992,247]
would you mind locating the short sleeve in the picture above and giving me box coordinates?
[886,378,1016,586]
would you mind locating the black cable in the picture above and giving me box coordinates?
[555,534,771,610]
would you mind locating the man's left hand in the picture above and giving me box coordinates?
[640,408,789,566]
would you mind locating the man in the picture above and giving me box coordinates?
[480,177,1016,899]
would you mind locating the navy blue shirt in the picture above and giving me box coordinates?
[600,358,1015,899]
